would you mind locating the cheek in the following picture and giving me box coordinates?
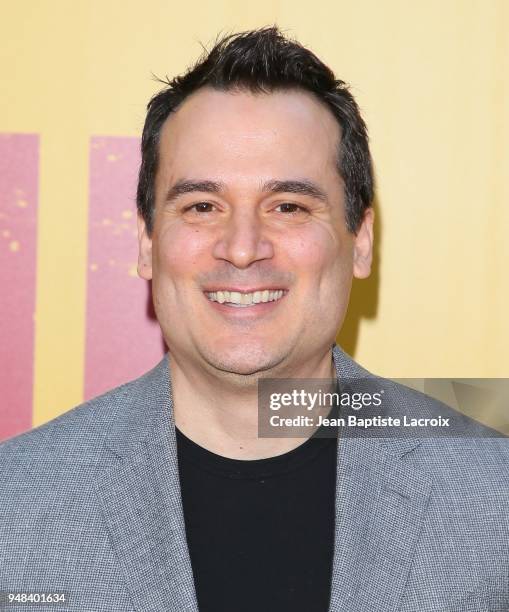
[284,226,354,323]
[154,225,213,277]
[284,225,350,283]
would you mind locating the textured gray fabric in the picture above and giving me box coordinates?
[0,344,508,611]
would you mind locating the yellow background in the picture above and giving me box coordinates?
[1,0,508,426]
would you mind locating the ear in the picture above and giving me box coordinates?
[137,213,153,280]
[353,207,374,279]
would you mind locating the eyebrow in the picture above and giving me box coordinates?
[164,178,328,204]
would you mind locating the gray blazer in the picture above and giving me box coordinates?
[1,345,508,611]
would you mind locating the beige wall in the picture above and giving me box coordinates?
[1,0,507,425]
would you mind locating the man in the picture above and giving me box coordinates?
[0,27,508,612]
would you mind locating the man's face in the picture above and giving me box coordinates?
[138,87,373,377]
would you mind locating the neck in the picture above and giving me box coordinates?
[169,347,337,460]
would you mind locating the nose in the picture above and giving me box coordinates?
[212,207,274,269]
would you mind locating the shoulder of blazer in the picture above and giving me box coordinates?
[0,354,170,475]
[332,344,509,469]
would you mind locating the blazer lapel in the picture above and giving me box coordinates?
[329,345,432,612]
[94,355,199,612]
[328,436,432,612]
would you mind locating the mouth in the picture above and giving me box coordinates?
[204,289,287,308]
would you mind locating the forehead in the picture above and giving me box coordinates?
[156,87,341,186]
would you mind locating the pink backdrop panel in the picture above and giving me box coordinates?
[0,133,39,441]
[85,136,166,401]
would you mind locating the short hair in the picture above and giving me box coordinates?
[137,26,374,235]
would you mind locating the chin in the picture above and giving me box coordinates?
[201,342,286,377]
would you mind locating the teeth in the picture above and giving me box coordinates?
[206,289,284,306]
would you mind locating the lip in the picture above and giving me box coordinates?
[203,289,288,318]
[202,286,287,293]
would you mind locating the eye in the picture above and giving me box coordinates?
[184,202,215,213]
[274,203,308,214]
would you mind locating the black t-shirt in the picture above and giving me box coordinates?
[176,425,338,612]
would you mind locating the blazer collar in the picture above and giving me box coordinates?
[94,345,431,612]
[94,353,199,612]
[330,345,432,611]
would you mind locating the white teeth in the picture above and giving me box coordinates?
[206,289,285,306]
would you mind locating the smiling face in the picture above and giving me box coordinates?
[138,87,373,378]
